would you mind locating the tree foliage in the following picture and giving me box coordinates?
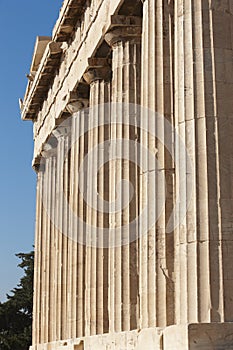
[0,251,34,350]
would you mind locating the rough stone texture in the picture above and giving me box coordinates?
[164,323,233,350]
[23,0,233,349]
[30,328,163,350]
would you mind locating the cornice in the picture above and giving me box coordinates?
[21,0,88,121]
[52,0,87,42]
[21,42,63,121]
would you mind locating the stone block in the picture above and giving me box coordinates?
[163,323,233,350]
[135,328,163,350]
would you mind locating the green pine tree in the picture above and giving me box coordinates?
[0,251,34,350]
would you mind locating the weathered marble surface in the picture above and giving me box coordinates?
[23,0,233,349]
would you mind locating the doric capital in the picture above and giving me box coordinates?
[105,15,142,47]
[83,58,112,84]
[40,135,58,159]
[32,156,45,173]
[64,83,89,114]
[52,119,71,140]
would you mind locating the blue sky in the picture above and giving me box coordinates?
[0,0,62,301]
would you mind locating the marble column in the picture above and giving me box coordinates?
[60,86,91,340]
[163,1,233,348]
[75,106,89,338]
[83,58,111,336]
[32,142,57,345]
[105,15,141,333]
[47,154,57,342]
[64,87,89,340]
[174,0,233,325]
[32,166,44,346]
[51,123,71,341]
[140,0,175,329]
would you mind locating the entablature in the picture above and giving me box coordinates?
[21,0,143,166]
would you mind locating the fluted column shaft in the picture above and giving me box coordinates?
[67,118,77,340]
[42,153,57,344]
[32,145,57,345]
[76,108,89,338]
[140,0,175,328]
[105,16,141,333]
[49,126,71,341]
[83,58,111,336]
[174,0,233,324]
[60,86,89,341]
[32,169,44,346]
[67,104,89,339]
[66,96,89,339]
[40,157,50,344]
[48,156,57,341]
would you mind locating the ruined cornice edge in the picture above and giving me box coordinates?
[52,0,86,42]
[21,41,63,121]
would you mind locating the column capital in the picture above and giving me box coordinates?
[64,83,89,114]
[32,156,45,173]
[41,137,58,159]
[32,141,57,172]
[105,15,142,47]
[52,119,71,140]
[83,58,112,84]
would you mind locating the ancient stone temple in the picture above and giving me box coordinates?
[21,0,233,349]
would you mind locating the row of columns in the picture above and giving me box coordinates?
[32,1,233,347]
[33,15,142,345]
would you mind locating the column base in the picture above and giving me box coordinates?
[30,323,233,350]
